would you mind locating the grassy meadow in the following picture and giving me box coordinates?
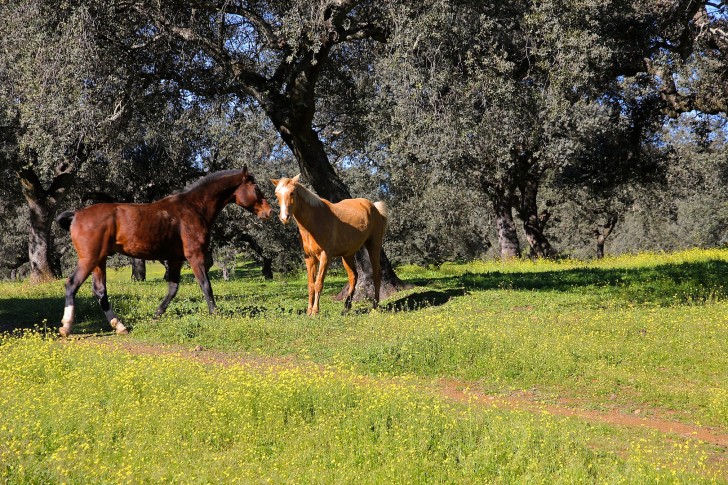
[1,248,727,482]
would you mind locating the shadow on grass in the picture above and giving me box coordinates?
[3,259,728,331]
[408,259,728,307]
[0,296,111,335]
[382,288,468,312]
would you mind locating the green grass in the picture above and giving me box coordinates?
[0,334,719,483]
[1,248,728,482]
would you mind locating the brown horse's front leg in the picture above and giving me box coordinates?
[188,254,216,314]
[305,255,317,315]
[60,261,96,337]
[312,252,329,315]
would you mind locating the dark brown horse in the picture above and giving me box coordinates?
[56,167,271,337]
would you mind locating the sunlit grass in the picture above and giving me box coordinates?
[0,334,721,483]
[1,249,727,481]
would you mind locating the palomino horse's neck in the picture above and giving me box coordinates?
[290,184,329,233]
[183,172,242,223]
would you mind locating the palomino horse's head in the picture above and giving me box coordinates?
[235,166,272,219]
[270,174,301,224]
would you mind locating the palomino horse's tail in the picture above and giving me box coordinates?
[56,211,75,231]
[374,201,388,234]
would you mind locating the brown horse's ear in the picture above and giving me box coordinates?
[292,174,301,183]
[242,165,248,176]
[270,178,279,187]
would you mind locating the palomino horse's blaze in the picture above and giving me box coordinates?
[56,167,271,337]
[271,175,388,314]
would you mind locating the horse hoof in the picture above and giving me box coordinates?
[110,318,129,335]
[58,326,71,338]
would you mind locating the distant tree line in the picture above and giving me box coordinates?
[1,0,727,285]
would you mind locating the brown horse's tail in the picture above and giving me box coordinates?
[374,201,388,235]
[56,211,75,231]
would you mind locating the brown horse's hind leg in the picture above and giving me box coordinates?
[366,241,382,309]
[60,261,96,337]
[187,253,216,313]
[155,260,183,318]
[92,264,127,335]
[341,255,357,313]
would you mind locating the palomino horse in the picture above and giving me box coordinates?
[271,175,388,314]
[56,167,271,337]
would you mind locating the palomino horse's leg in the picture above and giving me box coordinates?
[305,255,317,315]
[155,260,183,318]
[341,255,358,312]
[187,253,216,313]
[60,261,96,337]
[312,252,329,315]
[366,241,382,309]
[92,263,127,334]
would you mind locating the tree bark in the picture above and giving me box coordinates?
[15,146,83,283]
[26,196,56,282]
[130,258,146,281]
[261,257,273,280]
[518,178,554,259]
[594,213,618,259]
[237,233,275,279]
[492,191,521,259]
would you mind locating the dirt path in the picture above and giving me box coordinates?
[76,336,728,451]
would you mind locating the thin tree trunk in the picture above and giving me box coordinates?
[261,257,273,280]
[130,258,146,281]
[594,213,618,259]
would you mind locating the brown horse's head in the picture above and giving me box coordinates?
[234,166,272,219]
[270,174,301,224]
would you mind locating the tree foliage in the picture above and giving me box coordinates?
[2,0,728,282]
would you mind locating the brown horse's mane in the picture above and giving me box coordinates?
[181,169,243,194]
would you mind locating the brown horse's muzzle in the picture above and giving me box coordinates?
[256,199,272,220]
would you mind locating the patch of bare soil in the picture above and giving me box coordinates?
[438,379,728,448]
[73,335,728,474]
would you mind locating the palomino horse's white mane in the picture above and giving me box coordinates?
[275,176,324,208]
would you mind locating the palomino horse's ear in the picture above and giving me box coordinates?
[270,178,279,187]
[292,174,301,183]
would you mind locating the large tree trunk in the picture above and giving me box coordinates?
[518,178,554,259]
[15,147,82,283]
[130,258,146,281]
[26,197,56,282]
[492,192,521,259]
